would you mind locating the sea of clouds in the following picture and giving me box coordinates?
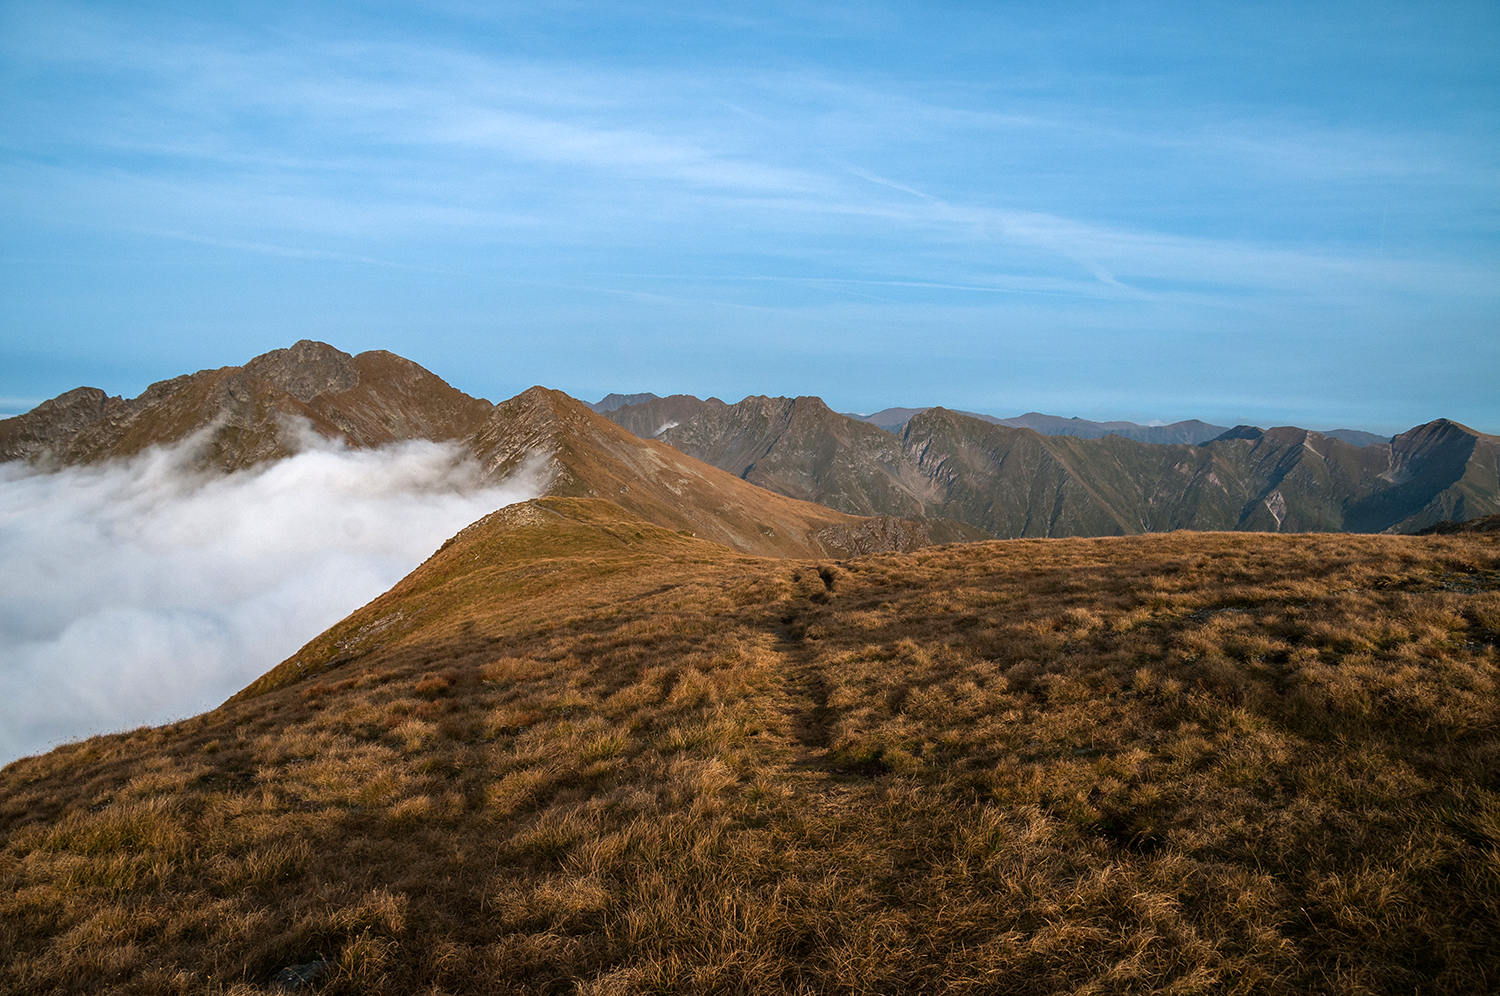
[0,431,547,764]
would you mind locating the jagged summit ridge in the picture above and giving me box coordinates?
[0,340,495,471]
[242,339,362,402]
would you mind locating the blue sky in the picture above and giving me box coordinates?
[2,1,1497,434]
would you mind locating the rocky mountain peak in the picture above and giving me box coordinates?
[242,340,360,402]
[1208,425,1266,444]
[590,392,661,413]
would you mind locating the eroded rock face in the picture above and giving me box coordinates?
[242,340,362,402]
[0,387,114,463]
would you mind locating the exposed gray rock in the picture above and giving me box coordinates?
[244,340,360,402]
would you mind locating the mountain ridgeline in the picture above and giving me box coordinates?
[596,394,1499,537]
[4,341,1496,539]
[0,342,939,561]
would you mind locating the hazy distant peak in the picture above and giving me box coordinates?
[590,392,661,413]
[851,407,1231,444]
[1320,428,1391,448]
[1208,425,1266,444]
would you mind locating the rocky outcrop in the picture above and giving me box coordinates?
[242,339,361,402]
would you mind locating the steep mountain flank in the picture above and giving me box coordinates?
[902,413,1500,536]
[597,394,725,439]
[1323,428,1390,448]
[849,406,929,433]
[1342,419,1500,532]
[588,391,661,413]
[626,396,1499,537]
[894,409,1232,537]
[468,387,937,559]
[0,341,494,472]
[637,395,988,543]
[989,412,1230,445]
[1204,420,1500,534]
[660,396,914,515]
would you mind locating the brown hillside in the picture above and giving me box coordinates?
[2,512,1498,994]
[468,389,936,559]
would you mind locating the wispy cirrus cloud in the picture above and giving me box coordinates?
[1,1,1495,430]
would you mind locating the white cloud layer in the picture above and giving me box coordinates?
[0,435,548,765]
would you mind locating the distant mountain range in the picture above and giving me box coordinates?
[3,343,1495,542]
[591,393,1497,537]
[589,393,1391,448]
[852,407,1234,444]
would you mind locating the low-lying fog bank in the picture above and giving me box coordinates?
[0,432,547,764]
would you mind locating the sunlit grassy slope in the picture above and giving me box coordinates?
[2,498,1499,994]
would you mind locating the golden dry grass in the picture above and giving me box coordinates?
[2,498,1498,994]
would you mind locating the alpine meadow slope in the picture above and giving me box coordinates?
[2,495,1498,992]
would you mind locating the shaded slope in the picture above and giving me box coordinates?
[990,411,1230,445]
[649,395,990,543]
[660,395,917,516]
[901,412,1481,537]
[597,394,725,439]
[1342,419,1500,532]
[1323,428,1390,447]
[845,406,928,433]
[1418,513,1500,535]
[644,397,1500,537]
[4,521,1499,993]
[588,392,661,413]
